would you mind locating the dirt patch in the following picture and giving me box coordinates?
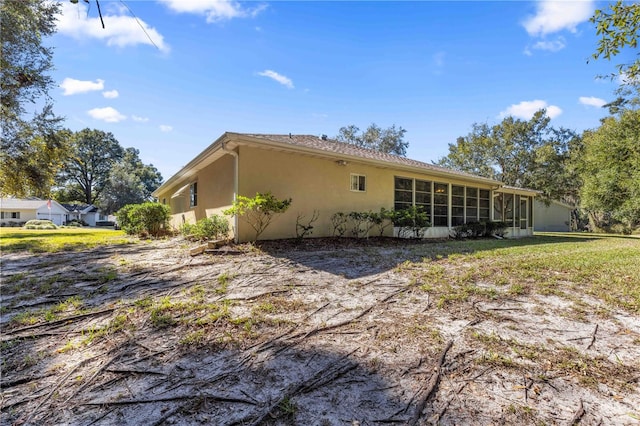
[1,237,639,425]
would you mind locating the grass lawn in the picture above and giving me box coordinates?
[0,227,134,253]
[399,232,640,313]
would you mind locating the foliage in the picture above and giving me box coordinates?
[295,210,319,239]
[56,129,124,205]
[223,192,292,241]
[348,211,376,238]
[579,109,640,228]
[116,202,170,237]
[591,1,640,82]
[0,228,130,253]
[392,206,430,238]
[450,221,507,240]
[370,207,394,237]
[100,148,163,214]
[24,219,57,230]
[181,215,230,241]
[330,212,348,237]
[336,123,409,156]
[0,0,62,198]
[437,110,582,205]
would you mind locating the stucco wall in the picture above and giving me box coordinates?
[0,209,36,225]
[157,154,235,233]
[534,200,571,232]
[236,145,496,242]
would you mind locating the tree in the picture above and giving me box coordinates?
[0,0,63,197]
[224,192,292,241]
[336,123,409,156]
[437,110,582,204]
[591,1,640,82]
[56,129,124,204]
[579,109,640,228]
[100,148,163,213]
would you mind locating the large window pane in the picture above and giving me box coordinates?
[433,182,448,226]
[493,193,503,221]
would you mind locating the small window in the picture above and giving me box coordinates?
[190,182,198,208]
[350,174,366,192]
[8,212,20,219]
[162,198,166,205]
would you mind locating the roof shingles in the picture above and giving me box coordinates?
[240,133,499,184]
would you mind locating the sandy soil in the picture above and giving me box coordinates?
[1,237,639,425]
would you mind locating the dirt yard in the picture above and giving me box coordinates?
[1,237,639,425]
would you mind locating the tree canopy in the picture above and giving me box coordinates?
[437,110,582,204]
[336,124,409,156]
[579,109,640,227]
[591,1,640,81]
[0,0,64,197]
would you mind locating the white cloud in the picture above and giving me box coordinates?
[499,100,562,120]
[57,2,169,53]
[523,0,594,37]
[532,37,566,52]
[257,70,294,89]
[102,90,119,99]
[87,107,126,123]
[579,96,606,108]
[60,78,104,95]
[159,124,173,132]
[132,115,150,122]
[159,0,267,23]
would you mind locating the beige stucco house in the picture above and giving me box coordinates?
[152,133,539,242]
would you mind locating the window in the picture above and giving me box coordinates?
[350,174,366,192]
[465,187,478,223]
[1,212,20,219]
[190,182,198,208]
[451,185,464,226]
[504,193,514,224]
[394,177,432,224]
[394,177,413,210]
[162,198,166,205]
[493,192,503,221]
[479,189,490,221]
[433,182,448,226]
[520,197,528,229]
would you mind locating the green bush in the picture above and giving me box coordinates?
[24,219,58,230]
[182,215,230,241]
[392,206,430,238]
[116,202,170,237]
[451,221,508,239]
[224,192,291,241]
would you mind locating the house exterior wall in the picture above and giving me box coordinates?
[156,154,235,232]
[534,200,571,232]
[1,209,36,225]
[236,145,501,242]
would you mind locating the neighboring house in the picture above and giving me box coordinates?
[0,198,68,226]
[62,204,109,226]
[152,133,540,242]
[534,199,573,232]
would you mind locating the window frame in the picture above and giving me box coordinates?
[189,182,198,208]
[350,173,366,192]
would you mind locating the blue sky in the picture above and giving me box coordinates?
[49,0,629,180]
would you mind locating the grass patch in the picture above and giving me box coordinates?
[0,228,134,253]
[408,234,640,314]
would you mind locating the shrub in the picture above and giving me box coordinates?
[182,215,230,241]
[330,212,348,237]
[452,221,508,239]
[224,192,291,241]
[24,219,58,230]
[116,202,170,237]
[295,210,319,239]
[392,206,430,238]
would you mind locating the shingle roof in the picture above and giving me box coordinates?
[239,133,500,184]
[0,198,49,210]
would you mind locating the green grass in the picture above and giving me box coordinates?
[409,233,640,313]
[0,227,134,253]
